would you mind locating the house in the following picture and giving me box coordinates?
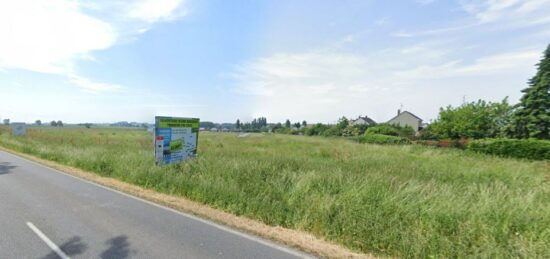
[387,110,423,132]
[350,115,376,126]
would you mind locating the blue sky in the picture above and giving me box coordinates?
[1,0,549,124]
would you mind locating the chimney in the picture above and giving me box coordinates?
[397,109,401,115]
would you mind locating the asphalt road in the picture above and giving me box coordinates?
[0,150,311,259]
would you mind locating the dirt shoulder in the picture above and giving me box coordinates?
[0,146,376,259]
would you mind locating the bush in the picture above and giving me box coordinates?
[467,138,550,160]
[357,133,411,145]
[341,125,360,137]
[304,123,330,136]
[366,124,400,136]
[321,127,341,137]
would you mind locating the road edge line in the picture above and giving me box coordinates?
[27,222,70,259]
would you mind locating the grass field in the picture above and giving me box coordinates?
[1,127,549,258]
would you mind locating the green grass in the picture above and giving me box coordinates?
[1,127,549,258]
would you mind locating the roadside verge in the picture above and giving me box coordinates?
[0,146,376,259]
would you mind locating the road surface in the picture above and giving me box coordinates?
[0,150,311,259]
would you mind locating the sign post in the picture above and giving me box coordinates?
[154,116,199,165]
[11,123,26,136]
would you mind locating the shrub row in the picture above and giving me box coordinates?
[467,138,550,160]
[357,133,411,145]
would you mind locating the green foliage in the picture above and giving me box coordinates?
[336,116,349,130]
[0,128,549,258]
[273,127,293,134]
[366,124,399,136]
[285,119,291,128]
[428,99,512,139]
[321,127,340,137]
[467,138,550,160]
[507,44,550,139]
[366,123,415,138]
[241,117,267,132]
[341,125,360,137]
[358,133,411,145]
[418,126,439,140]
[304,123,330,136]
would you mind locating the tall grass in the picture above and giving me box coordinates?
[1,127,549,258]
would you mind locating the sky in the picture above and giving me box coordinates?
[1,0,549,124]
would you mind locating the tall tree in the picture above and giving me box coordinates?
[285,119,291,128]
[508,44,550,139]
[428,99,512,139]
[236,119,241,129]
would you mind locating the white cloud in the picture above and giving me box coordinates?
[232,45,541,123]
[68,75,122,93]
[0,0,116,74]
[391,31,414,38]
[397,50,541,79]
[232,50,414,123]
[0,0,186,92]
[460,0,550,24]
[127,0,187,24]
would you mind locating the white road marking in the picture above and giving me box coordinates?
[26,222,70,259]
[2,150,313,258]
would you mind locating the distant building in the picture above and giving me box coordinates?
[387,110,423,132]
[351,116,376,126]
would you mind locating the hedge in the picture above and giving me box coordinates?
[357,133,411,145]
[467,138,550,160]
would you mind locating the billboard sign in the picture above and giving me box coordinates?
[154,116,199,165]
[11,123,26,136]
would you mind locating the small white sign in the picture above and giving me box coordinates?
[11,123,26,136]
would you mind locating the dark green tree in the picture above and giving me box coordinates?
[507,44,550,139]
[236,119,241,129]
[302,120,307,127]
[285,119,291,128]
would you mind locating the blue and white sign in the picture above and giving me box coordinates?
[154,116,200,165]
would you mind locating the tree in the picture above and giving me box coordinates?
[336,117,349,130]
[84,123,92,128]
[285,119,291,128]
[428,99,512,139]
[302,120,307,127]
[3,119,9,125]
[35,120,42,126]
[293,122,301,128]
[236,119,241,129]
[50,120,57,127]
[57,120,63,127]
[507,44,550,139]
